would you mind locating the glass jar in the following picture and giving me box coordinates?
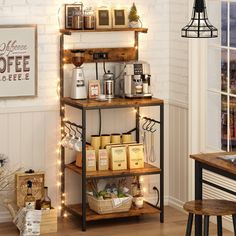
[84,7,95,30]
[72,11,84,30]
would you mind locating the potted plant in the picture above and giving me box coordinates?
[128,3,140,28]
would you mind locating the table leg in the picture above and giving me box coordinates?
[195,161,202,236]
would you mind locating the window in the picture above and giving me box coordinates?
[207,0,236,151]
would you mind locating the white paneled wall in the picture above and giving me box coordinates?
[168,0,189,210]
[168,103,188,208]
[0,109,60,222]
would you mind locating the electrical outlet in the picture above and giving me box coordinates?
[93,52,108,60]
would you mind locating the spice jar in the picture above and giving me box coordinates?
[84,7,95,30]
[72,11,84,30]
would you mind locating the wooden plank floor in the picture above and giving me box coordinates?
[0,206,233,236]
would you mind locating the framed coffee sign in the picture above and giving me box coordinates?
[0,25,37,98]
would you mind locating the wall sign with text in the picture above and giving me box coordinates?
[0,25,37,98]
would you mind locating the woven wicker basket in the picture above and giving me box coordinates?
[87,195,133,214]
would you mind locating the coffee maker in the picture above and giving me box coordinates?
[70,50,87,99]
[115,61,152,98]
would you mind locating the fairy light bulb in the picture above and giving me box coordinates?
[57,182,61,187]
[61,200,65,204]
[58,206,62,210]
[63,213,68,218]
[62,193,65,197]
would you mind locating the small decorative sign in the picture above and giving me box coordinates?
[0,25,37,98]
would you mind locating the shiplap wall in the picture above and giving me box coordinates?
[0,0,171,222]
[168,0,189,209]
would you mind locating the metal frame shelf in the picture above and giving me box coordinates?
[59,29,164,232]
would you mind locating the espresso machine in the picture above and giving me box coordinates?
[115,61,152,98]
[70,50,87,99]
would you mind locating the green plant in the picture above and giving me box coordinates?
[128,3,140,22]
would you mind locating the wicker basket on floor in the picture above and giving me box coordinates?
[87,195,133,214]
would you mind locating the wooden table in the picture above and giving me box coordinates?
[190,152,236,236]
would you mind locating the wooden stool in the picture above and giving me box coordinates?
[183,199,236,236]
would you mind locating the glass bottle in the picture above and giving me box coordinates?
[40,187,51,210]
[24,180,35,210]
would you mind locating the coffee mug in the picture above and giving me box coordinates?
[101,134,111,148]
[122,133,132,143]
[111,133,121,144]
[91,135,101,150]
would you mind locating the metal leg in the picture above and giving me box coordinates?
[232,214,236,235]
[204,216,210,236]
[185,213,194,236]
[135,106,140,142]
[217,216,222,236]
[195,161,202,236]
[82,108,87,231]
[160,103,164,223]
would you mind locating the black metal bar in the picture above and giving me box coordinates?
[195,161,203,236]
[204,215,209,236]
[217,216,222,236]
[81,108,87,231]
[232,214,236,235]
[136,107,140,142]
[135,31,139,60]
[126,127,137,134]
[141,116,160,124]
[98,109,102,136]
[60,33,65,217]
[64,120,83,129]
[202,179,236,196]
[160,103,164,223]
[185,213,194,236]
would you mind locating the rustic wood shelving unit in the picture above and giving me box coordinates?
[59,28,164,231]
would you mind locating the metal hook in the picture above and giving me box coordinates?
[142,118,149,130]
[70,123,77,137]
[64,122,71,135]
[76,126,82,137]
[145,119,153,131]
[150,121,157,133]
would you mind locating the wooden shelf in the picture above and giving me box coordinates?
[65,162,161,179]
[60,28,148,35]
[62,97,164,110]
[65,202,160,221]
[63,47,137,63]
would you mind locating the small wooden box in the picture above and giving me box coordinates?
[110,146,127,170]
[40,208,57,234]
[15,172,44,208]
[127,144,144,169]
[76,149,96,171]
[98,149,109,171]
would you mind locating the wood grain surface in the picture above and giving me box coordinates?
[190,152,236,175]
[183,199,236,216]
[0,207,233,236]
[66,162,161,179]
[62,97,164,110]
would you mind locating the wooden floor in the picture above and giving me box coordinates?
[0,207,233,236]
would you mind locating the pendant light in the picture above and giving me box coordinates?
[181,0,218,38]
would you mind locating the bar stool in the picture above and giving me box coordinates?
[183,199,236,236]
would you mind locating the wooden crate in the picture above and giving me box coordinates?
[15,172,44,207]
[40,208,57,234]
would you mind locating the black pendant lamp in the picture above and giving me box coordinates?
[181,0,218,38]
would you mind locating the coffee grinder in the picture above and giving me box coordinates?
[70,50,87,99]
